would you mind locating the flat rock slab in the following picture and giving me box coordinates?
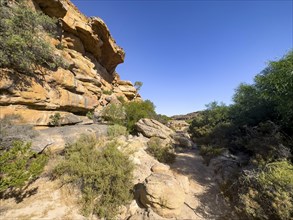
[31,124,108,153]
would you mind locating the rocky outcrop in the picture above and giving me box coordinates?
[139,172,186,218]
[0,0,139,122]
[0,105,82,126]
[209,152,246,185]
[116,80,137,99]
[168,120,189,131]
[31,124,108,153]
[35,0,124,74]
[171,111,200,121]
[136,119,174,140]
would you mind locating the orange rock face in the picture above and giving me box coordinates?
[0,0,140,122]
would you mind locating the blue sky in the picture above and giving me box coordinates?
[72,0,292,116]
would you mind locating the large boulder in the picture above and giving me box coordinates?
[136,119,174,140]
[171,132,194,148]
[139,172,185,218]
[209,152,245,184]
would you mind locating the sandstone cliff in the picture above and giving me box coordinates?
[0,0,140,125]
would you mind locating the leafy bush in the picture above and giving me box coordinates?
[236,161,293,219]
[134,81,143,91]
[53,135,134,219]
[188,51,293,220]
[234,121,291,163]
[154,114,171,125]
[124,100,156,132]
[255,51,293,134]
[102,90,113,95]
[199,145,226,165]
[49,113,61,126]
[86,111,94,120]
[102,100,156,133]
[189,102,230,138]
[147,137,176,164]
[0,141,48,194]
[0,2,66,73]
[107,124,128,138]
[117,96,126,104]
[101,103,125,125]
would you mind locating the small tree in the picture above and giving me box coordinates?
[0,141,48,194]
[134,81,143,92]
[49,113,61,126]
[124,100,156,132]
[101,103,125,125]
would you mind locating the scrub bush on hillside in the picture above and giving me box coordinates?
[0,2,67,73]
[0,141,47,195]
[53,135,134,219]
[188,51,293,219]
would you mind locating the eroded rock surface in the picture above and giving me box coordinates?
[136,118,174,140]
[0,0,139,121]
[31,124,108,153]
[139,172,185,218]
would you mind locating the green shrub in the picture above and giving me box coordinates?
[101,103,125,125]
[102,90,113,95]
[102,100,156,133]
[134,81,143,92]
[107,124,128,138]
[49,113,61,126]
[147,137,176,164]
[117,96,126,104]
[86,111,94,120]
[0,2,67,73]
[53,135,134,219]
[199,145,226,165]
[124,100,156,132]
[154,114,171,125]
[236,161,293,219]
[0,141,48,194]
[189,102,230,139]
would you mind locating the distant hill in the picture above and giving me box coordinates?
[171,111,201,121]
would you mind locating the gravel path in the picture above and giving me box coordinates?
[170,149,234,220]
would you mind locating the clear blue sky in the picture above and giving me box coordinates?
[72,0,292,116]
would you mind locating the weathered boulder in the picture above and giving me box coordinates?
[0,106,82,126]
[151,163,170,174]
[139,173,185,218]
[209,152,244,185]
[31,124,108,153]
[117,80,133,86]
[168,120,190,132]
[118,86,136,98]
[173,173,190,195]
[171,132,193,148]
[136,119,174,140]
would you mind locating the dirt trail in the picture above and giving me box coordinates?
[171,149,233,220]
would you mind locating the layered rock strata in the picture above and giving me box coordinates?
[0,0,140,125]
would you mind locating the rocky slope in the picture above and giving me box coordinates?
[0,124,233,220]
[0,0,140,126]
